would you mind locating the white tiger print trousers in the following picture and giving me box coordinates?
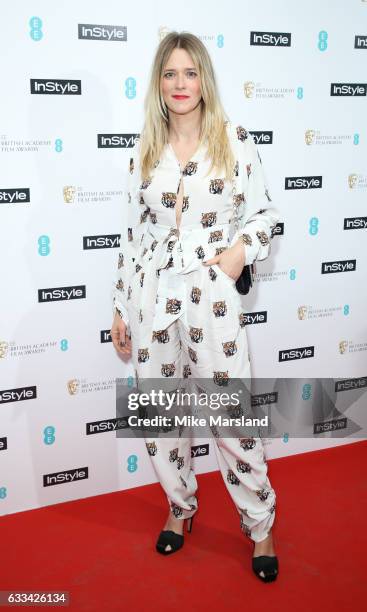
[127,265,277,543]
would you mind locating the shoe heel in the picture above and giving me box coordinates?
[186,515,194,533]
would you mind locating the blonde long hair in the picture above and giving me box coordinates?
[139,31,235,182]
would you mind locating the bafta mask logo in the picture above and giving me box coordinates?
[305,130,315,145]
[0,341,9,359]
[67,379,80,395]
[348,174,358,189]
[339,341,348,354]
[158,26,170,41]
[298,306,307,320]
[244,81,255,98]
[63,186,76,203]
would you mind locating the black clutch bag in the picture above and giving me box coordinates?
[231,169,255,295]
[235,262,254,295]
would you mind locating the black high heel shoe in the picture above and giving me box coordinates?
[156,515,194,555]
[252,554,279,582]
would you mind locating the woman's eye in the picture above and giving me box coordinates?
[164,71,197,78]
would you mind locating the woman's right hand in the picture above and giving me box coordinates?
[110,311,132,356]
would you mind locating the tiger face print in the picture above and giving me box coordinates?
[152,329,170,344]
[256,230,269,246]
[195,245,205,260]
[146,441,157,456]
[213,371,229,386]
[209,179,225,195]
[118,252,124,268]
[236,125,249,142]
[236,460,252,473]
[227,469,240,485]
[201,211,217,228]
[241,233,252,246]
[234,193,245,207]
[189,327,203,343]
[166,298,181,314]
[183,364,191,378]
[188,347,198,364]
[208,229,223,243]
[239,437,256,451]
[213,300,227,318]
[161,363,176,377]
[149,211,157,223]
[208,267,218,282]
[169,448,178,462]
[138,348,149,363]
[239,312,247,327]
[256,489,270,502]
[161,192,176,208]
[226,403,244,418]
[183,161,198,176]
[222,340,237,357]
[190,286,201,304]
[171,502,183,518]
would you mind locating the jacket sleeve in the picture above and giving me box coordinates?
[111,137,149,327]
[229,126,280,266]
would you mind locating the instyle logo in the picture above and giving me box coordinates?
[43,467,88,487]
[0,386,37,403]
[101,330,113,343]
[86,417,129,434]
[83,234,120,249]
[0,437,7,451]
[314,418,347,434]
[271,222,284,236]
[97,134,139,148]
[344,216,367,230]
[251,392,278,407]
[191,443,209,458]
[285,176,322,190]
[330,83,367,96]
[250,31,291,47]
[38,285,86,303]
[30,79,82,95]
[335,376,367,392]
[250,131,273,145]
[321,260,356,274]
[355,35,367,48]
[78,24,127,41]
[0,188,30,204]
[243,311,268,326]
[279,346,315,362]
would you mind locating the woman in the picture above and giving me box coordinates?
[110,31,280,582]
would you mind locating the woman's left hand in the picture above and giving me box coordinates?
[203,241,246,281]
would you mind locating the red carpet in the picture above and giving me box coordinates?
[1,440,366,611]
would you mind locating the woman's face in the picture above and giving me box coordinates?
[161,47,202,117]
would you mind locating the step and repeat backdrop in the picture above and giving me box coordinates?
[1,0,366,516]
